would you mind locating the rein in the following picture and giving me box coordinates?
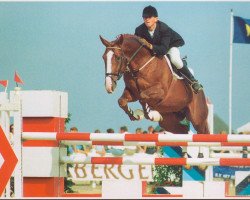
[126,45,144,67]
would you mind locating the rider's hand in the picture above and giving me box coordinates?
[138,38,153,50]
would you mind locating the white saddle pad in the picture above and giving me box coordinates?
[164,55,194,79]
[164,55,183,79]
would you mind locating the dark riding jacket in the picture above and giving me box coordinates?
[135,21,185,56]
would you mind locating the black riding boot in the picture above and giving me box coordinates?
[178,61,203,94]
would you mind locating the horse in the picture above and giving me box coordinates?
[100,34,209,134]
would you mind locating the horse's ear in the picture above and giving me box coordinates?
[117,34,124,45]
[100,35,111,47]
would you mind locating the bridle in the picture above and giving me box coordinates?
[105,42,155,81]
[105,46,125,81]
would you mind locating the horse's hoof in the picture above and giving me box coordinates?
[198,165,208,171]
[133,109,144,120]
[129,115,137,121]
[183,165,192,170]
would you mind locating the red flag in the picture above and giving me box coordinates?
[14,71,24,84]
[0,80,8,88]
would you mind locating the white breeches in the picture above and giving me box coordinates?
[167,47,183,69]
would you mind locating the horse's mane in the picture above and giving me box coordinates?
[114,34,142,44]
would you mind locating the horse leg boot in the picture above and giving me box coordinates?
[178,59,203,94]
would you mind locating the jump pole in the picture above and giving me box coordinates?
[60,156,250,166]
[22,132,250,143]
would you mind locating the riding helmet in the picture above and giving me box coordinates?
[142,5,158,18]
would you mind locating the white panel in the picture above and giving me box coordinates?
[13,89,23,197]
[0,92,10,133]
[0,92,8,102]
[60,91,68,118]
[10,90,68,118]
[182,181,203,198]
[235,171,250,186]
[187,146,210,158]
[163,186,183,195]
[67,164,152,181]
[102,180,142,199]
[203,181,225,198]
[22,147,67,177]
[187,146,199,158]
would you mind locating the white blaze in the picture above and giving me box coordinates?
[106,50,114,74]
[105,50,114,93]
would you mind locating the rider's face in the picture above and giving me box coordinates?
[143,16,158,31]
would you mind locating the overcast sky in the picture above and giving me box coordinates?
[1,1,250,133]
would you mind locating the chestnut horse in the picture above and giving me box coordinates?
[100,34,209,134]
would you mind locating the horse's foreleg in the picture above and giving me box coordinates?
[118,88,141,121]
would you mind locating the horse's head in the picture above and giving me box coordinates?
[100,35,127,93]
[100,34,153,93]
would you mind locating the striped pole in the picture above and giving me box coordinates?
[60,140,250,147]
[22,132,250,143]
[60,156,250,166]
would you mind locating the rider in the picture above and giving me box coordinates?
[135,5,203,94]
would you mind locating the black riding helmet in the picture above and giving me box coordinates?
[142,5,158,18]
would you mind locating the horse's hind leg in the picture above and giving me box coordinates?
[193,121,210,134]
[159,113,189,134]
[186,92,210,134]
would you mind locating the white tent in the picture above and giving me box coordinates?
[237,122,250,134]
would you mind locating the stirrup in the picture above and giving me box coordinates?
[191,81,203,94]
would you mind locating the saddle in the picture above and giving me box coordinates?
[165,55,200,94]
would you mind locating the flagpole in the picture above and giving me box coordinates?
[229,9,234,134]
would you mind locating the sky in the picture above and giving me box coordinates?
[0,1,250,133]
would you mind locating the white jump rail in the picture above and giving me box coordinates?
[210,153,250,158]
[210,146,250,151]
